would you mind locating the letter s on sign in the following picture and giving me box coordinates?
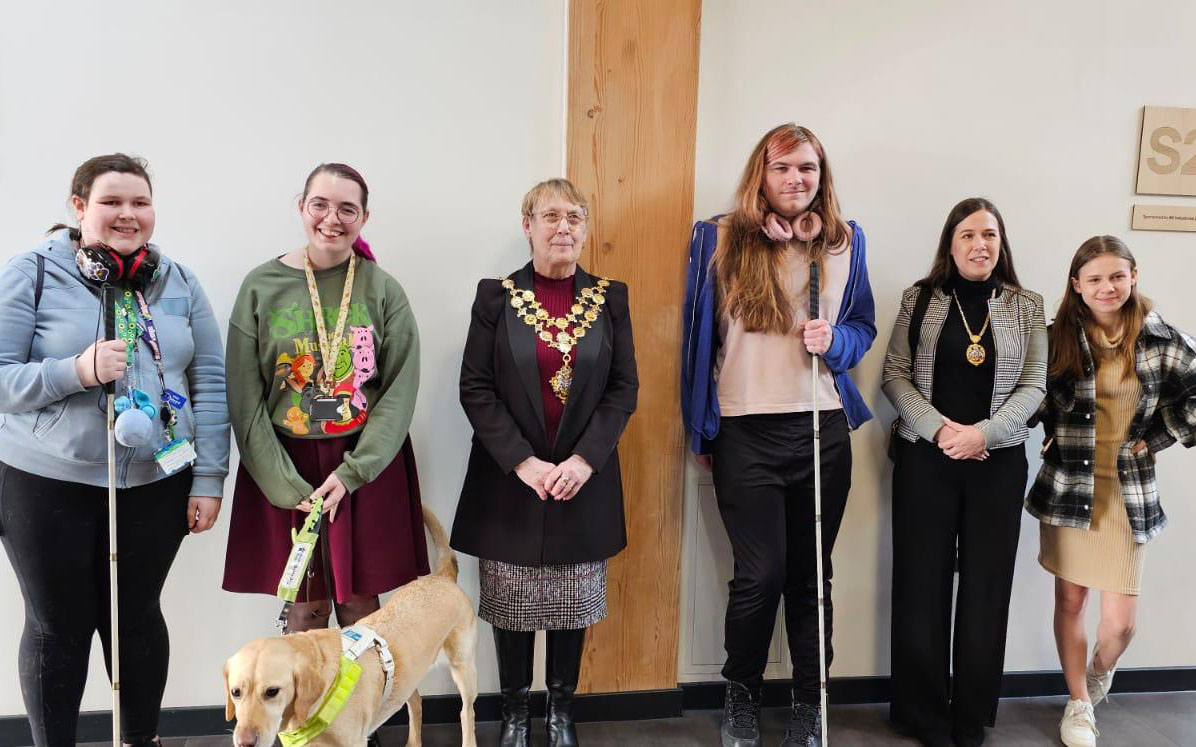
[1148,127,1181,175]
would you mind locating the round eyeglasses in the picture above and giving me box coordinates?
[306,198,362,225]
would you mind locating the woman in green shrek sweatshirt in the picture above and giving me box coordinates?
[221,163,429,630]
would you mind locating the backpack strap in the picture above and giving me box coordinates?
[34,254,45,310]
[907,284,932,359]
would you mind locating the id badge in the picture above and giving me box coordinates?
[154,438,197,475]
[309,395,349,422]
[277,539,315,602]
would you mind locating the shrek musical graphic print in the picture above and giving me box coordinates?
[268,304,378,435]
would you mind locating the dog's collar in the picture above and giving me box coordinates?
[276,625,394,747]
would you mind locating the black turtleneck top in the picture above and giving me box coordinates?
[931,275,997,425]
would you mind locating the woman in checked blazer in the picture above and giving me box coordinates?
[881,198,1047,747]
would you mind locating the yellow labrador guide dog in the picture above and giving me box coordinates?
[224,506,478,747]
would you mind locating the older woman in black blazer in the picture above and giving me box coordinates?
[451,178,637,747]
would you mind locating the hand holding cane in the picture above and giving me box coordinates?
[808,258,830,746]
[103,283,121,746]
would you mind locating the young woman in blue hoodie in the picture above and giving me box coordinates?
[0,154,229,747]
[681,123,876,747]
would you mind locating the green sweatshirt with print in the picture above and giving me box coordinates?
[226,256,419,508]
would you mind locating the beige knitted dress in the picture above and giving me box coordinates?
[1039,333,1144,595]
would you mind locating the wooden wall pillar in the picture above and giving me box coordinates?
[567,0,702,693]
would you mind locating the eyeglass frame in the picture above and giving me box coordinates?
[305,197,363,225]
[532,209,588,228]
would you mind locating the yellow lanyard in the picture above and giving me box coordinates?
[303,253,356,395]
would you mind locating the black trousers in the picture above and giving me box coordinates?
[889,439,1027,746]
[0,461,192,747]
[712,411,851,703]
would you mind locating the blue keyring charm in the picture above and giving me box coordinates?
[114,395,132,414]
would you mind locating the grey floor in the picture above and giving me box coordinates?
[90,691,1195,746]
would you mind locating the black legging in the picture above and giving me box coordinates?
[0,461,191,747]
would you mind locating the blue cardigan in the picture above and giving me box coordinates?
[681,218,877,454]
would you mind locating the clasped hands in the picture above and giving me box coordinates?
[935,417,988,460]
[515,454,594,501]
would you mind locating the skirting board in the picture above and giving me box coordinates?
[1,668,1192,746]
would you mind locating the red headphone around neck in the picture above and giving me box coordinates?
[75,243,160,287]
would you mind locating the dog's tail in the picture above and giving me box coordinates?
[423,505,458,581]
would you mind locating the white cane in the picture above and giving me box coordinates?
[103,284,121,746]
[808,260,829,746]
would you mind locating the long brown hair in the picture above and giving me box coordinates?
[1048,235,1151,382]
[916,197,1021,290]
[712,124,850,334]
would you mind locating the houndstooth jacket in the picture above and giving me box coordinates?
[882,283,1048,449]
[1026,312,1196,543]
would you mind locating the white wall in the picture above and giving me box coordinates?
[680,0,1196,681]
[0,1,566,715]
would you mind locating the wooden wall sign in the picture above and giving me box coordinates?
[1136,106,1196,197]
[1132,204,1196,232]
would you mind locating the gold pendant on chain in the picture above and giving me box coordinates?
[549,362,573,404]
[965,341,986,366]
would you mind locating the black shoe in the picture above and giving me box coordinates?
[546,628,586,747]
[780,701,822,746]
[366,732,383,747]
[494,627,535,747]
[720,681,761,747]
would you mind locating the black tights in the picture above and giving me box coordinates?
[0,462,191,747]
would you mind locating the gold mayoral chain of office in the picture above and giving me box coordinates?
[952,289,995,367]
[502,276,610,404]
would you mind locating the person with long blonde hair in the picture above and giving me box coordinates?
[1028,236,1196,747]
[681,124,876,747]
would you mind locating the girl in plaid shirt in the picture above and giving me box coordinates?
[1029,236,1196,747]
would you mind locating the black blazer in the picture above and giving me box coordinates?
[449,262,638,565]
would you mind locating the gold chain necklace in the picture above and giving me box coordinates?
[952,289,994,366]
[502,275,610,403]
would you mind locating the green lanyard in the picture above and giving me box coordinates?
[114,288,139,367]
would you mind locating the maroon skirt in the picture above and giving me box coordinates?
[222,433,429,603]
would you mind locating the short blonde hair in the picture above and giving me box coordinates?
[521,178,589,217]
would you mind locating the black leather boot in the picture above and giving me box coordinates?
[494,626,535,747]
[546,627,586,747]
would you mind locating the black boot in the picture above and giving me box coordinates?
[546,627,586,747]
[494,626,535,747]
[780,698,823,746]
[720,681,762,747]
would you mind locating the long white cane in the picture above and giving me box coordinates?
[808,260,829,746]
[103,284,121,746]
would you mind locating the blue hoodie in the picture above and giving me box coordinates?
[0,230,230,496]
[681,218,877,454]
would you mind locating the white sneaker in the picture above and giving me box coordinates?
[1086,642,1116,706]
[1060,698,1099,747]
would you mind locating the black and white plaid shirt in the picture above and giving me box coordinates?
[882,284,1047,448]
[1026,312,1196,543]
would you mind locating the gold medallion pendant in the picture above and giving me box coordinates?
[965,340,986,366]
[549,358,573,403]
[953,290,994,368]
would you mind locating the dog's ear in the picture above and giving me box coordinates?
[223,660,236,722]
[291,647,324,723]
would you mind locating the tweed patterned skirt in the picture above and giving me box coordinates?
[478,559,608,631]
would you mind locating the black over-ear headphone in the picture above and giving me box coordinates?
[75,243,160,287]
